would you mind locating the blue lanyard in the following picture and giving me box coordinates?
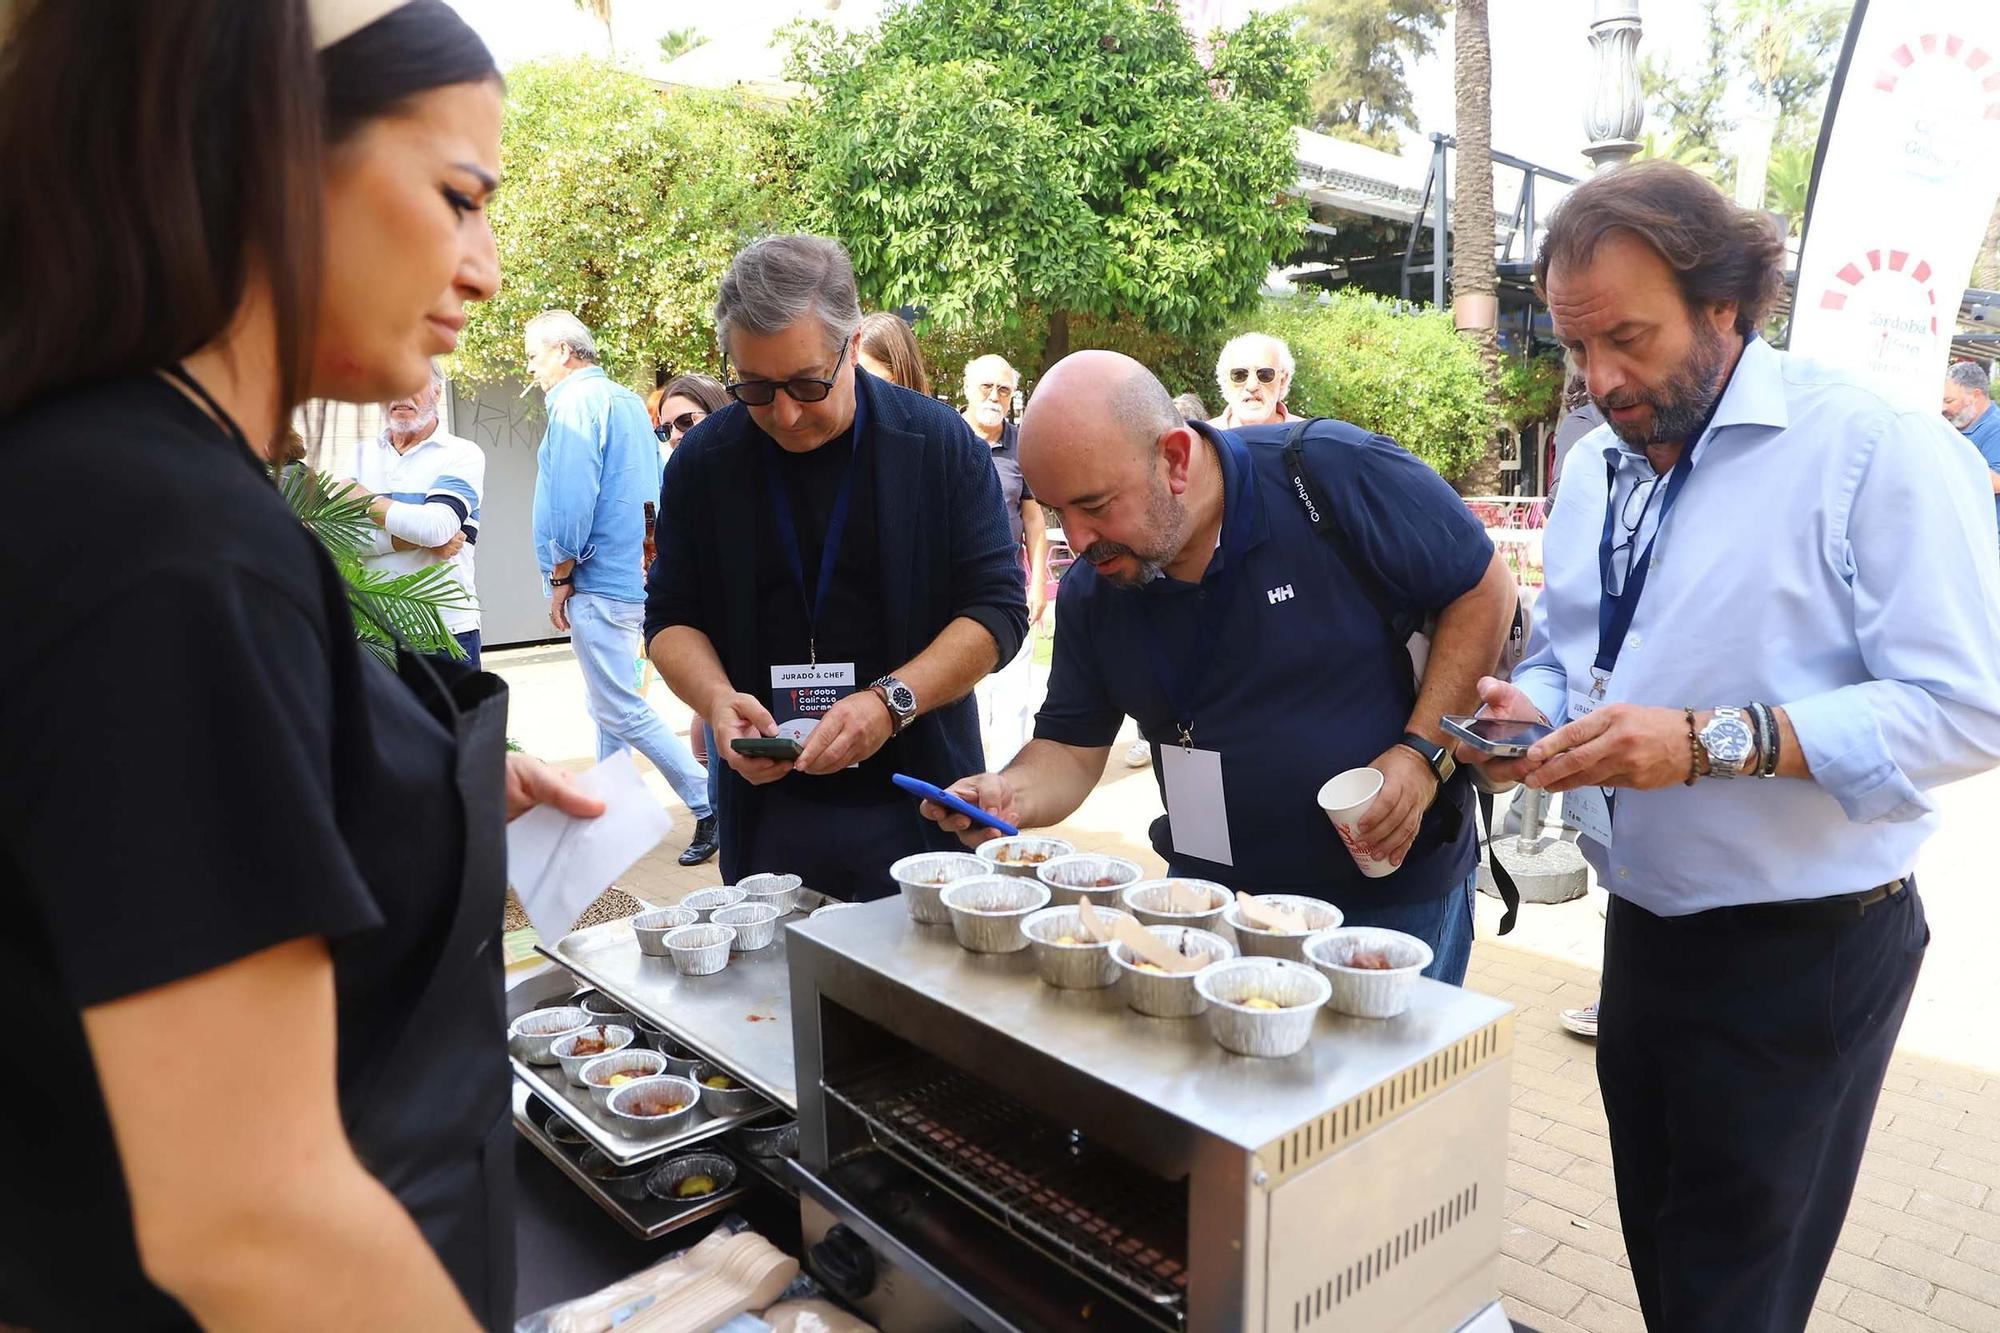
[1592,349,1741,693]
[1141,432,1255,747]
[762,378,867,667]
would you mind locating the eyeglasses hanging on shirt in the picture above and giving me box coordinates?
[1605,472,1665,597]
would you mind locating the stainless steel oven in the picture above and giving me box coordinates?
[786,901,1517,1332]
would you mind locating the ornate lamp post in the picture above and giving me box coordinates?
[1583,0,1644,171]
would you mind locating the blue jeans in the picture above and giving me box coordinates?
[704,723,720,815]
[1338,869,1477,985]
[568,592,712,818]
[452,629,481,670]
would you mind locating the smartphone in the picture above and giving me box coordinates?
[731,736,804,761]
[891,773,1021,837]
[1440,714,1555,759]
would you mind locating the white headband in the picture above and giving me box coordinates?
[311,0,407,51]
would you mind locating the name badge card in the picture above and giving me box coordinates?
[1160,744,1234,867]
[1563,687,1613,844]
[770,661,856,743]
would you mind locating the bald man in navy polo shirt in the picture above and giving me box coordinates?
[921,351,1516,981]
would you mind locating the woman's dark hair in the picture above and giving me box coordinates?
[1532,160,1786,338]
[856,311,931,396]
[0,0,496,429]
[661,373,729,414]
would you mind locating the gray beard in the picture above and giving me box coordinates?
[1596,321,1733,448]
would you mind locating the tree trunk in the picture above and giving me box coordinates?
[1038,309,1072,381]
[1451,0,1503,495]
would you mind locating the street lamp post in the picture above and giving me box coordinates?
[1583,0,1644,171]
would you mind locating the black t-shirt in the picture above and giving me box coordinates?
[985,420,1034,552]
[0,377,469,1329]
[753,427,902,802]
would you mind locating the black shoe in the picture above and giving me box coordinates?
[678,815,719,867]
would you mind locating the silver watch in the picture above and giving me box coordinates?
[869,675,918,735]
[1698,706,1756,779]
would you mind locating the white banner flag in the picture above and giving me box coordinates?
[1791,1,2000,404]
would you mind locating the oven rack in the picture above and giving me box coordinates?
[823,1057,1189,1327]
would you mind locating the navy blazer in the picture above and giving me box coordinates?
[645,370,1029,879]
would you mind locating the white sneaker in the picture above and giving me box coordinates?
[1124,738,1151,768]
[1558,1002,1599,1039]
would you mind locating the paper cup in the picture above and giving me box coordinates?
[1318,767,1395,878]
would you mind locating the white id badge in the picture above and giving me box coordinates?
[1160,744,1234,867]
[769,661,857,743]
[1563,686,1613,844]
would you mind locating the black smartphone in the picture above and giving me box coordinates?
[731,736,804,761]
[1439,714,1555,759]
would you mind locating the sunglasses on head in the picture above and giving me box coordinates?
[725,343,849,407]
[653,410,705,442]
[1228,366,1280,386]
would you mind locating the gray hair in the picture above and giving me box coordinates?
[1171,391,1208,423]
[1215,331,1295,391]
[1948,361,1990,397]
[1113,365,1183,453]
[525,310,599,364]
[714,234,863,358]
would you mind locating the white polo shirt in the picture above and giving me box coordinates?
[354,425,485,634]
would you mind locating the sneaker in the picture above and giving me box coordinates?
[1558,1002,1599,1039]
[1124,738,1152,768]
[678,814,719,867]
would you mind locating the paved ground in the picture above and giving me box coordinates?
[493,644,2000,1331]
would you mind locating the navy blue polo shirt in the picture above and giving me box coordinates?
[1034,419,1492,907]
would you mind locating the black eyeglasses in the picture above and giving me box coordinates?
[1227,366,1279,386]
[653,410,705,442]
[1608,472,1663,596]
[725,343,849,407]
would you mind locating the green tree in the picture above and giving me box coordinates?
[1294,0,1448,152]
[1450,0,1501,494]
[1642,0,1846,174]
[1640,1,1733,162]
[784,0,1312,378]
[1763,140,1815,233]
[452,59,800,389]
[660,26,706,62]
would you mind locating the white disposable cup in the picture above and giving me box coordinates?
[1318,767,1395,878]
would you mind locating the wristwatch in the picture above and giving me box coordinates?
[1396,731,1456,788]
[869,675,918,735]
[548,573,574,588]
[1697,706,1757,778]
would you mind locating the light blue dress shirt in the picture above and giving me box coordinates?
[1514,337,2000,915]
[530,366,660,603]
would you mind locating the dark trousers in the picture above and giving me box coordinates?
[741,786,945,903]
[1597,884,1927,1333]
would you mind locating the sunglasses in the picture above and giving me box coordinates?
[725,343,849,407]
[653,410,705,442]
[1227,366,1280,386]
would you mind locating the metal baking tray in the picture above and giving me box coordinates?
[507,968,775,1168]
[512,1083,751,1241]
[538,891,831,1113]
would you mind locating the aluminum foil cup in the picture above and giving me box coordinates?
[735,1118,800,1159]
[663,923,734,976]
[1120,879,1232,933]
[1305,927,1435,1019]
[679,886,745,920]
[1224,894,1344,962]
[976,835,1075,880]
[605,1074,700,1138]
[692,1062,768,1117]
[811,901,862,919]
[1035,853,1144,908]
[1196,958,1332,1057]
[1112,926,1236,1018]
[577,990,633,1025]
[1022,905,1132,989]
[632,907,699,956]
[544,1112,588,1147]
[579,1049,668,1111]
[645,1151,738,1205]
[578,1148,656,1200]
[710,902,781,951]
[939,876,1051,953]
[550,1024,634,1086]
[890,851,989,924]
[737,872,801,915]
[507,1005,589,1065]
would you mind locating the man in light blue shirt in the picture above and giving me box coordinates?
[1460,164,2000,1333]
[1942,360,2000,547]
[527,311,716,865]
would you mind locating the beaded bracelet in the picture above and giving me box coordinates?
[1682,706,1701,786]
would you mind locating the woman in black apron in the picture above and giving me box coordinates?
[0,4,587,1328]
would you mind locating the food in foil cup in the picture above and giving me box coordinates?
[1305,926,1434,1018]
[644,1151,738,1205]
[890,851,989,923]
[939,876,1051,953]
[551,1023,634,1086]
[604,1074,700,1137]
[1112,926,1236,1018]
[507,1006,590,1065]
[578,1147,656,1199]
[1224,894,1344,961]
[1120,879,1232,932]
[579,1049,669,1110]
[1196,957,1332,1057]
[1022,904,1132,989]
[1035,853,1143,907]
[975,835,1075,879]
[692,1062,767,1117]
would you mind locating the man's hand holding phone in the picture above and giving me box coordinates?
[1449,677,1553,786]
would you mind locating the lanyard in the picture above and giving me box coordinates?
[1591,344,1744,695]
[1140,432,1255,748]
[761,378,866,667]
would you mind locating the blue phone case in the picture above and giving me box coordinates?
[891,773,1020,837]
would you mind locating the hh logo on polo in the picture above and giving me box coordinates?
[1267,584,1295,604]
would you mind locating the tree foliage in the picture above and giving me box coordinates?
[451,59,800,390]
[1642,0,1846,165]
[1294,0,1447,151]
[783,0,1312,376]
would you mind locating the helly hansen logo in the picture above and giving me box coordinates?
[1268,584,1296,604]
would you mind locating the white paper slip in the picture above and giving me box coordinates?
[1160,744,1233,867]
[506,749,674,944]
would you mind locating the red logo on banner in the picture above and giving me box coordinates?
[1817,248,1940,336]
[1873,32,2000,117]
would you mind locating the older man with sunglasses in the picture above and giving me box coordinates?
[1212,332,1294,428]
[644,235,1028,898]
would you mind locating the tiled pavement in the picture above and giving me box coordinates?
[496,646,2000,1332]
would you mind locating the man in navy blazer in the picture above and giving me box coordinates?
[645,235,1027,897]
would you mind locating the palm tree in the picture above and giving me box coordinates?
[572,0,614,57]
[1637,128,1720,180]
[1451,0,1501,494]
[1762,141,1814,234]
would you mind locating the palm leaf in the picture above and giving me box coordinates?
[279,463,378,563]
